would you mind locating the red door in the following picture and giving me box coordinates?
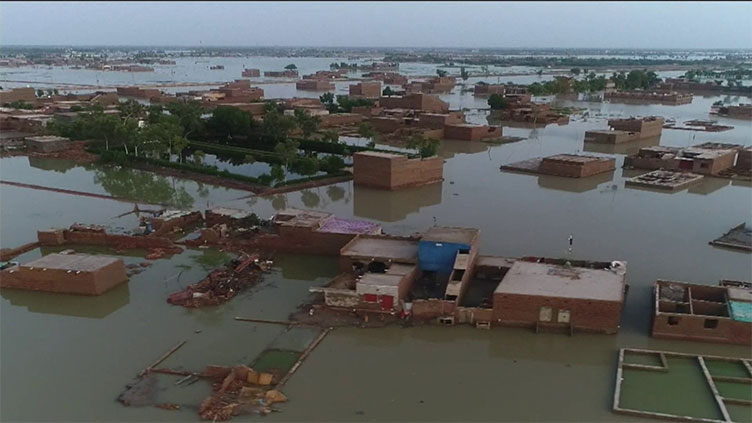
[379,295,394,310]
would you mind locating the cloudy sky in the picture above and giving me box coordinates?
[2,1,751,49]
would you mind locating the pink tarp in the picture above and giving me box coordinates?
[317,217,380,234]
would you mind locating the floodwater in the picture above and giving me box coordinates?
[2,62,752,422]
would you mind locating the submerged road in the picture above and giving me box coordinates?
[0,180,168,206]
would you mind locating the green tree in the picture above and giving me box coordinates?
[488,93,509,110]
[165,100,204,138]
[358,122,377,143]
[191,149,206,166]
[146,104,164,124]
[117,99,145,123]
[36,89,44,98]
[460,67,470,82]
[527,83,544,96]
[536,69,543,76]
[274,139,300,181]
[261,108,297,145]
[406,134,440,158]
[206,106,254,139]
[138,117,186,157]
[294,109,321,139]
[284,63,297,70]
[290,156,320,176]
[270,164,285,182]
[436,69,448,78]
[570,68,581,75]
[320,129,340,143]
[320,155,345,173]
[382,86,394,97]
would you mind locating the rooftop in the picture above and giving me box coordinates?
[421,226,479,245]
[544,154,611,164]
[494,261,626,302]
[21,253,120,272]
[341,236,419,262]
[358,273,404,287]
[354,151,405,159]
[317,217,381,235]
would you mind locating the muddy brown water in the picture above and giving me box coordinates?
[1,81,752,421]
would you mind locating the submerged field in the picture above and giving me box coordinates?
[1,63,752,421]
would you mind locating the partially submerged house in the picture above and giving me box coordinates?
[352,151,444,190]
[312,225,628,335]
[493,260,627,334]
[605,90,693,105]
[623,142,742,175]
[25,135,71,153]
[349,81,382,99]
[652,280,751,345]
[0,253,128,295]
[501,154,616,178]
[584,116,664,144]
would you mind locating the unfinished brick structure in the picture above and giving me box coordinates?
[25,135,71,153]
[145,210,204,237]
[623,143,741,175]
[353,151,444,190]
[0,87,36,105]
[363,72,407,85]
[319,113,363,128]
[503,154,616,178]
[473,83,505,96]
[444,124,503,141]
[296,79,334,91]
[652,280,751,345]
[270,209,382,256]
[417,112,465,129]
[241,68,260,77]
[214,80,264,102]
[349,82,382,99]
[493,260,628,334]
[0,253,128,295]
[37,224,178,251]
[379,93,449,113]
[585,116,664,144]
[605,90,693,105]
[264,70,299,78]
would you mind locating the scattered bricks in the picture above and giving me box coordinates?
[257,373,273,386]
[264,390,287,404]
[203,365,232,379]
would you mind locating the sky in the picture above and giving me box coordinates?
[1,1,751,49]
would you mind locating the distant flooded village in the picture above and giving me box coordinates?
[1,2,752,422]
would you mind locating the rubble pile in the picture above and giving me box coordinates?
[167,254,271,308]
[198,365,286,421]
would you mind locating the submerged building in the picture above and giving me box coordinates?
[352,151,444,190]
[623,142,742,175]
[501,154,616,178]
[652,280,751,345]
[312,225,628,335]
[0,253,128,295]
[585,116,664,144]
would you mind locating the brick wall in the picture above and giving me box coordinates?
[353,152,443,190]
[349,82,382,99]
[444,125,503,141]
[493,293,623,334]
[0,259,127,295]
[0,88,36,105]
[319,113,363,128]
[539,157,615,177]
[652,313,751,345]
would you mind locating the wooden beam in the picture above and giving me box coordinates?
[276,327,333,388]
[138,340,186,378]
[698,356,732,422]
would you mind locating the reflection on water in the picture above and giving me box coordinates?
[536,171,616,193]
[439,139,490,158]
[91,165,195,209]
[584,136,661,155]
[27,156,79,173]
[353,182,443,222]
[687,177,732,196]
[0,283,130,319]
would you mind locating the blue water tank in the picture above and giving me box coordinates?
[418,241,470,274]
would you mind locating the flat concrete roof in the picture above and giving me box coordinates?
[358,273,404,287]
[727,287,752,303]
[421,226,478,245]
[354,151,404,159]
[544,154,612,164]
[22,253,120,272]
[494,261,625,302]
[341,236,419,262]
